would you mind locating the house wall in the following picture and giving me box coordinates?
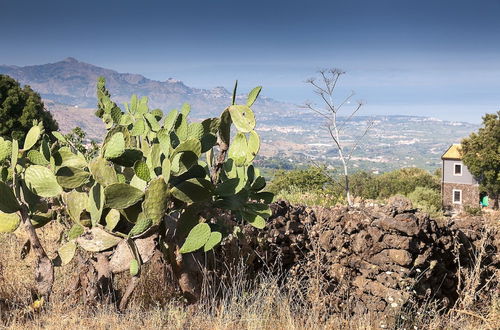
[442,182,480,211]
[442,160,478,184]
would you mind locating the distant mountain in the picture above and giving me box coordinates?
[0,58,480,172]
[0,57,295,119]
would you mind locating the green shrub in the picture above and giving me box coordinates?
[267,166,333,194]
[407,186,442,217]
[464,205,483,216]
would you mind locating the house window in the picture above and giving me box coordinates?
[454,163,462,176]
[453,189,462,204]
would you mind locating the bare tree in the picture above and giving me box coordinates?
[304,69,373,206]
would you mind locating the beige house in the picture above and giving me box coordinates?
[441,144,480,212]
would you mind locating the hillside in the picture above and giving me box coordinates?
[0,57,295,119]
[0,58,479,173]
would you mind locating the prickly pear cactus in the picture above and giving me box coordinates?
[0,77,273,303]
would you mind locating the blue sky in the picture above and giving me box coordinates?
[2,0,500,123]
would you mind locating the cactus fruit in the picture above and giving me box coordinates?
[0,212,21,233]
[24,165,63,198]
[104,183,144,209]
[179,222,211,253]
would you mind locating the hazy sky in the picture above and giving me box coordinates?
[2,0,500,123]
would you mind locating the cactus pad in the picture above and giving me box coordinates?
[58,241,77,266]
[56,166,90,189]
[179,222,211,253]
[0,182,20,213]
[64,191,89,224]
[246,86,262,107]
[27,150,49,165]
[128,214,152,237]
[228,132,248,166]
[23,126,41,150]
[142,177,168,224]
[88,183,105,226]
[134,161,151,182]
[77,227,122,252]
[170,178,214,204]
[228,105,256,133]
[53,147,88,169]
[104,132,126,159]
[246,130,260,164]
[129,259,139,276]
[0,137,12,162]
[241,210,266,229]
[203,231,222,252]
[104,183,144,209]
[110,148,143,167]
[25,165,63,198]
[67,224,84,240]
[89,157,118,187]
[0,212,21,233]
[105,209,121,231]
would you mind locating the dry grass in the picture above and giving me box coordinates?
[0,218,498,330]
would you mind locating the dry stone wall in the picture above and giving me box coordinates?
[226,197,499,323]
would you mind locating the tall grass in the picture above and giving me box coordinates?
[0,215,498,329]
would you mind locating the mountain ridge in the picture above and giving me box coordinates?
[0,57,291,118]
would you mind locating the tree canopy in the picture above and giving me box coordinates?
[461,111,500,208]
[0,74,58,141]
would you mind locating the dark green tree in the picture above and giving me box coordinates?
[461,111,500,209]
[0,74,58,140]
